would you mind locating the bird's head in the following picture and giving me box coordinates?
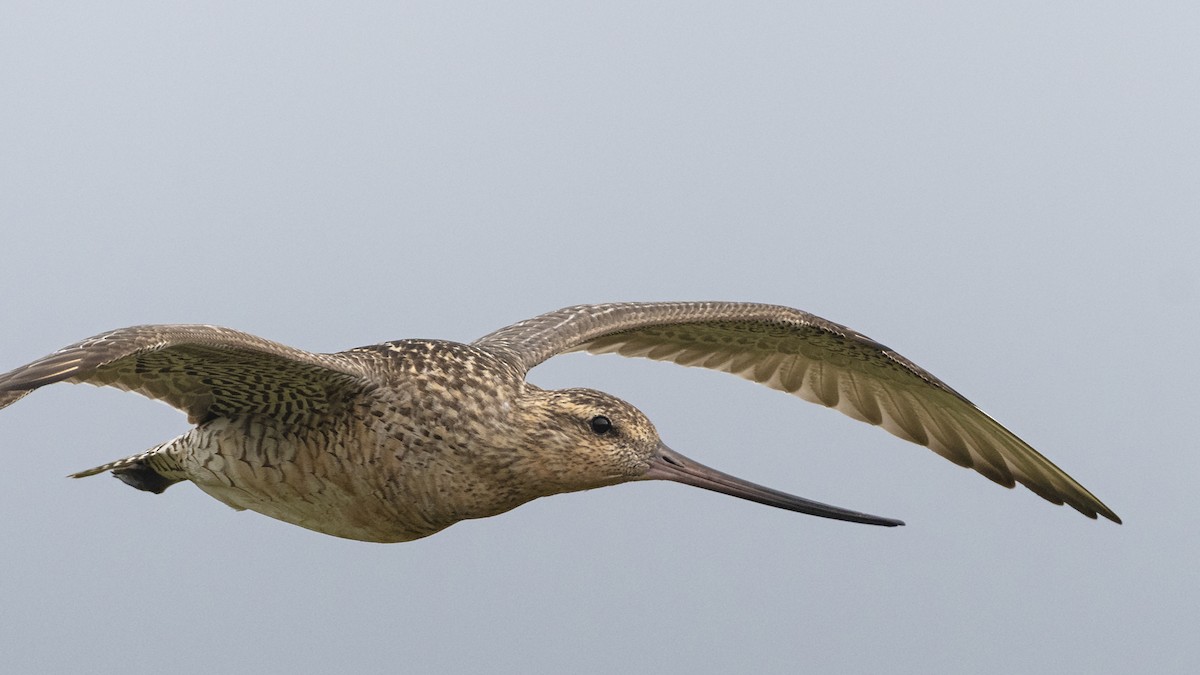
[521,386,904,527]
[519,387,659,490]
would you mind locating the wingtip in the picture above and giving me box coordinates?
[1069,499,1121,525]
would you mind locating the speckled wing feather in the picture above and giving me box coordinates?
[475,302,1120,523]
[0,325,378,424]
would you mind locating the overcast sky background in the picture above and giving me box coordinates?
[1,3,1196,673]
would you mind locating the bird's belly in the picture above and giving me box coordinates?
[180,417,449,543]
[192,481,440,543]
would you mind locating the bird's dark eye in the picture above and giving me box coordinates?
[589,415,613,435]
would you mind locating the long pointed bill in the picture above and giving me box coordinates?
[643,444,904,527]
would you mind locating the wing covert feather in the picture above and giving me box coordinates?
[0,325,378,423]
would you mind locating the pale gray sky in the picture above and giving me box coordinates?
[1,3,1196,673]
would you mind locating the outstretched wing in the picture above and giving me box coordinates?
[0,325,378,424]
[474,301,1120,523]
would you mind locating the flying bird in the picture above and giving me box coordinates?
[0,302,1120,542]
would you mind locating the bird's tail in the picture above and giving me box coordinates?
[71,437,187,494]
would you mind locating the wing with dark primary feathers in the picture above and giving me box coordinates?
[473,301,1121,523]
[0,325,380,424]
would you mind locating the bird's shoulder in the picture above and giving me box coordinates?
[338,338,525,383]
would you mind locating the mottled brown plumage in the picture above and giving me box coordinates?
[0,302,1120,542]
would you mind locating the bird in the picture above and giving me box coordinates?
[0,301,1120,542]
